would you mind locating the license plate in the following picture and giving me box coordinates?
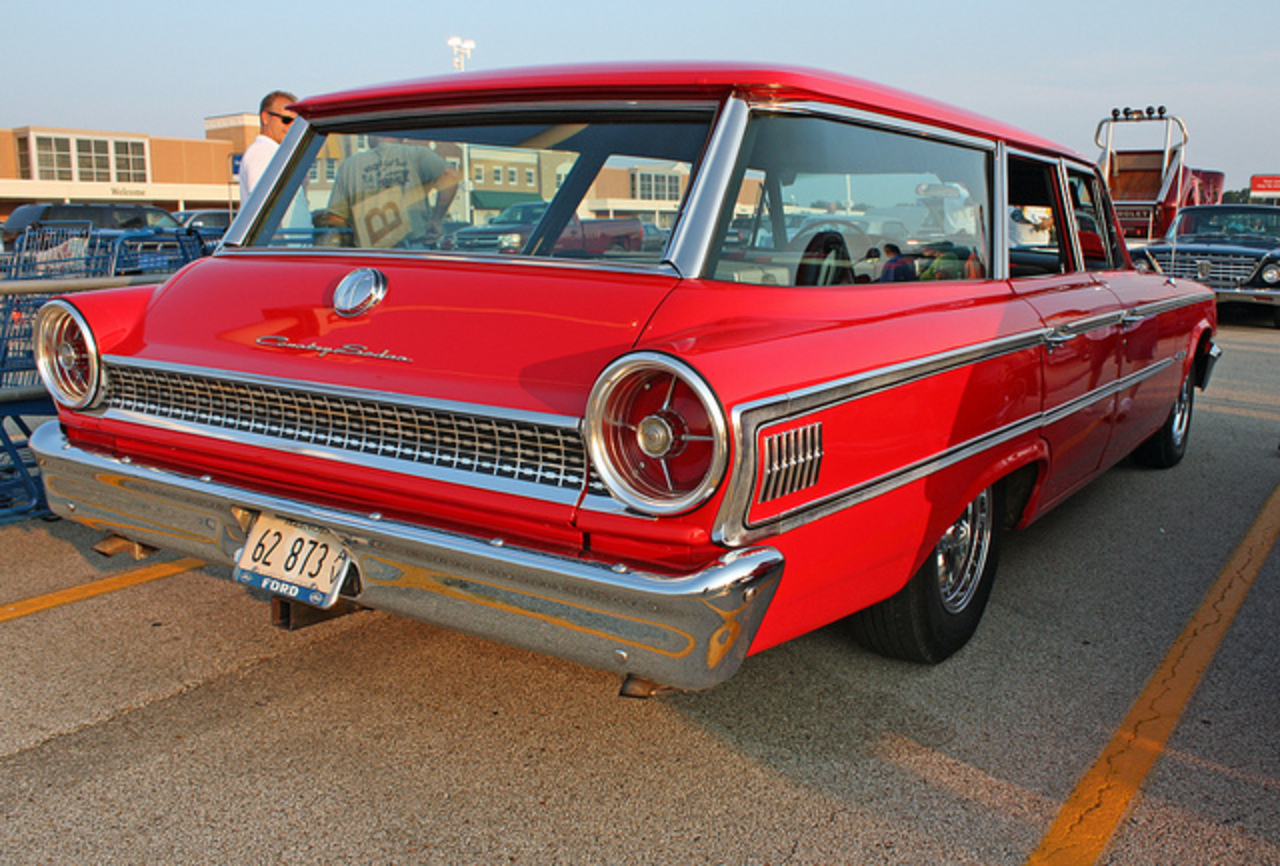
[233,514,351,609]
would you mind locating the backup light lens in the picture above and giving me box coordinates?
[35,300,101,409]
[585,353,728,515]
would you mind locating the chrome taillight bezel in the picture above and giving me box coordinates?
[585,352,728,516]
[35,299,102,410]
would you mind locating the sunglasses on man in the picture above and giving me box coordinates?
[267,110,295,125]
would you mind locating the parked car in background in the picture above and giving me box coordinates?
[2,202,180,248]
[173,208,237,251]
[447,200,643,255]
[1141,204,1280,327]
[174,209,237,230]
[641,222,669,252]
[32,64,1219,695]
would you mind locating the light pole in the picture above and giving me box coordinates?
[448,37,475,72]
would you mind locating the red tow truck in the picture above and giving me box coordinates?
[1096,106,1224,244]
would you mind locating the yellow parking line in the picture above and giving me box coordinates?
[0,558,205,624]
[1027,481,1280,865]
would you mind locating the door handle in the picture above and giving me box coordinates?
[1045,329,1073,352]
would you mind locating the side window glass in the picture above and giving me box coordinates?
[725,169,775,251]
[1067,170,1117,271]
[1007,157,1069,277]
[712,114,992,287]
[115,208,146,230]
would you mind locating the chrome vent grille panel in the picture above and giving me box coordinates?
[105,363,605,495]
[1149,250,1257,290]
[758,422,823,503]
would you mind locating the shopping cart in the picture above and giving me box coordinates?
[1,291,56,523]
[111,227,208,275]
[3,222,116,281]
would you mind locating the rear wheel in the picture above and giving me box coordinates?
[850,485,1002,663]
[1132,368,1194,469]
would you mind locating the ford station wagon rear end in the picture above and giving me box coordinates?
[32,64,1219,693]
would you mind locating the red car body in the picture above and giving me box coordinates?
[32,64,1219,692]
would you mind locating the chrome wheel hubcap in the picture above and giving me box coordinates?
[1170,375,1192,448]
[936,488,994,615]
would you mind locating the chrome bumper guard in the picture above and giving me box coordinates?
[1199,340,1223,390]
[1215,287,1280,306]
[32,422,783,691]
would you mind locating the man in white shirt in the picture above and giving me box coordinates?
[238,90,297,203]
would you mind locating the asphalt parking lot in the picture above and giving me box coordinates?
[1,307,1277,865]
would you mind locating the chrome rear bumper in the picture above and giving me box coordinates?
[32,422,782,691]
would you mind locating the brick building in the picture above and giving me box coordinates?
[0,112,261,222]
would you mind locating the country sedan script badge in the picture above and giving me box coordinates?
[255,335,412,363]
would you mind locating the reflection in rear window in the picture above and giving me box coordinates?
[248,110,715,266]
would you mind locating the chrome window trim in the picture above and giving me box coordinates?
[223,118,311,249]
[1006,147,1103,277]
[993,141,1009,281]
[211,245,684,280]
[665,95,750,280]
[1057,156,1087,272]
[1082,162,1128,274]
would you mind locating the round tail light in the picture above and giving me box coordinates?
[35,300,102,409]
[585,353,728,515]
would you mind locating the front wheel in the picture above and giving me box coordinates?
[849,485,1003,663]
[1132,368,1194,469]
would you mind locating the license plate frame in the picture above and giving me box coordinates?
[233,513,351,609]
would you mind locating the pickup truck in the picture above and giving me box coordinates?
[449,201,643,256]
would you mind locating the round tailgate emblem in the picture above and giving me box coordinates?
[333,268,388,318]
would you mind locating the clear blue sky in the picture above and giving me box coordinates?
[5,0,1275,189]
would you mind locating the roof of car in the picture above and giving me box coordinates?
[293,62,1073,161]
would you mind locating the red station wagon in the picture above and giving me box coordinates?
[32,64,1220,694]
